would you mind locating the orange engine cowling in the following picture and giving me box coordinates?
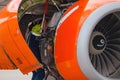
[0,0,120,80]
[55,0,120,80]
[0,0,42,74]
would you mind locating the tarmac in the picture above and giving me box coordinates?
[0,70,56,80]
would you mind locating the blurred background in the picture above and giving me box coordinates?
[0,70,32,80]
[0,0,10,10]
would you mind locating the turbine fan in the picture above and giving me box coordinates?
[89,12,120,78]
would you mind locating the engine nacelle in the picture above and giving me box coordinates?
[55,0,120,80]
[0,0,120,80]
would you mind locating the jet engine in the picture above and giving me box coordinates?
[0,0,120,80]
[55,0,120,80]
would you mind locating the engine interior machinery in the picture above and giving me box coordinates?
[0,0,120,80]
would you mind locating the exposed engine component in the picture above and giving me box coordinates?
[18,0,77,80]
